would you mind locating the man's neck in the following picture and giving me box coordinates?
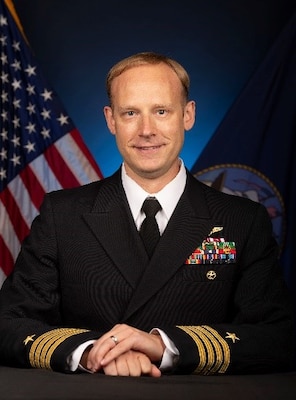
[124,162,181,194]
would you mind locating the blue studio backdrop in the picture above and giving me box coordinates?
[13,0,295,177]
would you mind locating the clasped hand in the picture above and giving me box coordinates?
[81,324,165,377]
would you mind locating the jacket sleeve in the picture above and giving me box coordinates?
[161,203,295,375]
[0,193,102,373]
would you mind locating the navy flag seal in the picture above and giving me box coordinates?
[194,164,285,252]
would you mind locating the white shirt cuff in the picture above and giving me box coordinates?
[67,340,95,372]
[150,328,179,371]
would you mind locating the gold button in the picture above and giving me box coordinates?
[206,270,216,280]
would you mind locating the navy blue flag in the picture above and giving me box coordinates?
[191,12,296,313]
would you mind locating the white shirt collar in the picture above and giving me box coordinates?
[121,160,187,232]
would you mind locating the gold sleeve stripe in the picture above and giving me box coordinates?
[193,326,216,374]
[175,325,207,374]
[201,325,230,373]
[177,325,230,375]
[29,328,89,370]
[195,326,226,374]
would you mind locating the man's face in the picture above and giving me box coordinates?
[104,63,195,185]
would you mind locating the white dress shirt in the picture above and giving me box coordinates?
[122,159,186,235]
[69,160,187,372]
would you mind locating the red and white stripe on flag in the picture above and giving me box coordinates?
[0,129,103,286]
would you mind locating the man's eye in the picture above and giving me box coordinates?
[157,110,166,115]
[127,111,135,116]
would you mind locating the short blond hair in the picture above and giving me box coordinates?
[106,52,190,106]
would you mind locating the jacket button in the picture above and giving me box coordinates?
[206,270,217,280]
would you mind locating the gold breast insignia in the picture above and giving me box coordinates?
[208,227,224,236]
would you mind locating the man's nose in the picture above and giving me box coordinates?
[139,115,155,136]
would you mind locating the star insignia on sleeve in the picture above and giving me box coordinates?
[23,334,36,345]
[225,332,240,343]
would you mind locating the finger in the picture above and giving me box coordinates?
[100,331,152,366]
[103,351,162,377]
[98,324,131,345]
[103,360,119,376]
[133,354,161,377]
[87,324,133,371]
[87,335,119,372]
[117,353,140,376]
[100,329,150,367]
[124,353,161,377]
[115,352,148,377]
[150,364,162,378]
[100,340,134,367]
[114,358,130,377]
[133,353,151,376]
[92,324,132,354]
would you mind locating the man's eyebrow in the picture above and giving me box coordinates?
[153,103,170,108]
[117,105,137,111]
[116,103,173,111]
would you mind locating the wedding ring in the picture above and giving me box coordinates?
[110,335,118,345]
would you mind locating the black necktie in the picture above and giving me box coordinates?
[140,197,162,258]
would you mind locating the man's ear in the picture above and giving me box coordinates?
[103,106,116,135]
[184,100,196,131]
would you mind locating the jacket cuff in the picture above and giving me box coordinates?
[27,328,101,372]
[162,325,230,375]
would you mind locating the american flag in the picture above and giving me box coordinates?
[0,0,103,286]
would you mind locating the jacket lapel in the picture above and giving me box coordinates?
[82,171,148,288]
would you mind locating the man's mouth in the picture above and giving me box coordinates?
[137,145,162,150]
